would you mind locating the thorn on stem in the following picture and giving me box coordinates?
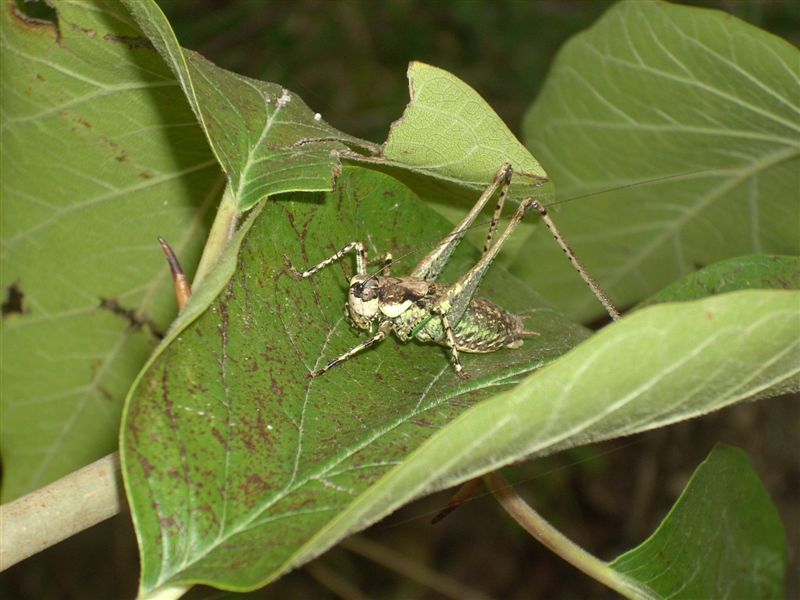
[158,236,192,311]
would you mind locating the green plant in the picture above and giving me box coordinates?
[1,1,797,598]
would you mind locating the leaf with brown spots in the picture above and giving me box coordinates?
[121,167,589,594]
[0,0,218,501]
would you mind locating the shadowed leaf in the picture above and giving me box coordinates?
[521,0,800,321]
[612,444,786,598]
[640,254,800,307]
[121,0,371,211]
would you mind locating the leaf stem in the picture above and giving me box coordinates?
[192,184,239,290]
[483,471,654,599]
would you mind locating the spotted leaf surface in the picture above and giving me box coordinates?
[122,167,587,593]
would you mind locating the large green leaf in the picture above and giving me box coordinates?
[352,61,553,273]
[612,444,786,598]
[285,289,798,590]
[0,0,220,500]
[121,167,587,594]
[521,0,800,321]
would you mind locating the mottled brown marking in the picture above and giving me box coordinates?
[102,33,153,49]
[98,297,163,339]
[2,282,25,317]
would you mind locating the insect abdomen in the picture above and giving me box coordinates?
[451,297,530,352]
[407,297,530,353]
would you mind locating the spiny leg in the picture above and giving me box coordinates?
[531,201,620,321]
[309,320,392,378]
[482,171,511,254]
[439,312,468,379]
[435,197,535,327]
[285,241,368,279]
[411,163,513,281]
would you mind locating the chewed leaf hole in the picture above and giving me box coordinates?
[12,0,58,31]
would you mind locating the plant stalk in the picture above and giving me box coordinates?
[483,470,654,600]
[191,184,239,290]
[0,452,124,571]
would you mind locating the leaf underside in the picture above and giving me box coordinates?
[0,0,219,500]
[612,444,787,599]
[521,0,800,321]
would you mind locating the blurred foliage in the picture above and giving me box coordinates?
[161,0,800,143]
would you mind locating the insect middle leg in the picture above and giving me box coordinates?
[438,312,468,378]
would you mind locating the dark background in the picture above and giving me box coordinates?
[3,1,798,598]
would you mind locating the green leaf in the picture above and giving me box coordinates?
[121,0,370,211]
[354,61,553,272]
[0,0,219,500]
[285,289,798,586]
[521,0,800,321]
[611,444,786,599]
[640,254,800,306]
[377,61,552,201]
[121,167,588,594]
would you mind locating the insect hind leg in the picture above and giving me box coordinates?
[482,168,512,255]
[411,163,513,281]
[437,197,536,327]
[531,201,620,321]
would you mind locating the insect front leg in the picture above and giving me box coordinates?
[308,320,392,378]
[285,241,368,279]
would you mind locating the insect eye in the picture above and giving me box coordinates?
[355,278,378,301]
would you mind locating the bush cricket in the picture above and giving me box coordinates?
[284,164,620,379]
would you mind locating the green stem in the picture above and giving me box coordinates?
[483,471,655,600]
[192,184,239,290]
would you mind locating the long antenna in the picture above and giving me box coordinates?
[365,168,712,282]
[543,168,715,209]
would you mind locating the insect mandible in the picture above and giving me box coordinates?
[285,164,619,379]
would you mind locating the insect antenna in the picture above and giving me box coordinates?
[365,168,711,281]
[541,167,717,210]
